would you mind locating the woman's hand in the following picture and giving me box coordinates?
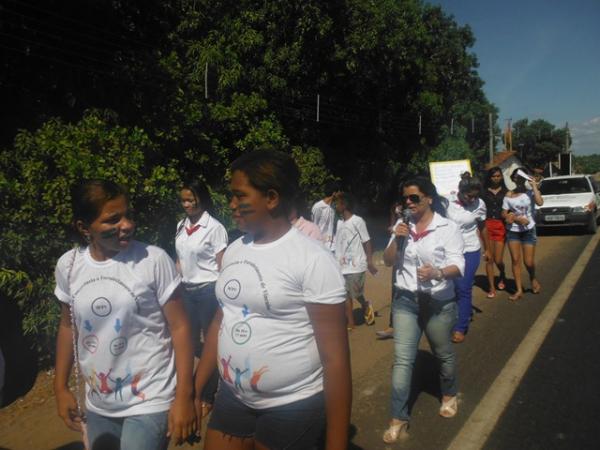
[168,394,197,445]
[417,264,438,283]
[515,215,530,226]
[505,212,515,224]
[393,222,409,239]
[56,388,84,432]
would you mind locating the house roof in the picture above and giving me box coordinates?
[485,150,520,169]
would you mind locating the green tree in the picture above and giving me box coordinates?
[512,119,570,168]
[0,110,181,362]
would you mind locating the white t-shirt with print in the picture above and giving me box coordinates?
[175,211,228,284]
[446,195,487,253]
[216,227,346,409]
[54,241,181,417]
[388,213,465,301]
[311,199,336,251]
[335,214,370,275]
[502,191,536,232]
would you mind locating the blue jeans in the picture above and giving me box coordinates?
[391,290,458,421]
[454,249,481,334]
[182,282,219,403]
[86,409,169,450]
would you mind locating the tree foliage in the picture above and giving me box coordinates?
[574,154,600,175]
[0,111,181,361]
[512,118,571,168]
[1,0,497,361]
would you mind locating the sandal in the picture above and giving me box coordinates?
[497,280,506,290]
[439,396,458,418]
[486,291,496,299]
[451,331,465,344]
[382,421,409,444]
[508,291,523,302]
[531,280,541,294]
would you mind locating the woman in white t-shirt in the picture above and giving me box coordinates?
[193,151,351,450]
[502,168,544,301]
[176,180,228,414]
[445,176,490,344]
[54,180,195,449]
[381,177,465,443]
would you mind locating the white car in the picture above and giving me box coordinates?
[535,175,600,233]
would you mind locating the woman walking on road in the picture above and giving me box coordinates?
[176,179,228,417]
[482,167,508,298]
[502,168,544,301]
[54,179,195,449]
[446,176,490,343]
[382,177,464,443]
[193,150,352,450]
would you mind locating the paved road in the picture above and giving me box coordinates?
[485,235,600,450]
[348,230,594,449]
[0,229,596,450]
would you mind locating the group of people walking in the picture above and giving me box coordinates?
[52,149,544,449]
[380,166,544,443]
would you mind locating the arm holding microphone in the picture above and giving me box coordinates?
[383,210,411,267]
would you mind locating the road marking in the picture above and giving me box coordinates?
[448,232,600,450]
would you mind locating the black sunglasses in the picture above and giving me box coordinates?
[401,194,422,205]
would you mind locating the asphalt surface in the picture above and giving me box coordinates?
[348,231,593,449]
[484,237,600,450]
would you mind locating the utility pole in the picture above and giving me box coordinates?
[565,122,570,151]
[488,112,494,164]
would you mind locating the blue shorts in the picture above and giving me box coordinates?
[506,228,537,245]
[207,383,325,450]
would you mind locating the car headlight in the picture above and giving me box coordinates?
[573,202,594,213]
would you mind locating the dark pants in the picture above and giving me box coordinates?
[182,282,219,403]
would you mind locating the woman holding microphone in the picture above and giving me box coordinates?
[382,177,464,443]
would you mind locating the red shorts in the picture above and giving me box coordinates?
[486,218,506,242]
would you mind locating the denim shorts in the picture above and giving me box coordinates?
[207,384,325,449]
[506,227,537,245]
[86,409,169,450]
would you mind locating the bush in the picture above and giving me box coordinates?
[0,110,181,365]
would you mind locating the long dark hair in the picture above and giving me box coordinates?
[70,179,129,245]
[400,177,448,217]
[231,150,300,217]
[485,166,507,191]
[181,179,214,214]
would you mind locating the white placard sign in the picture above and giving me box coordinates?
[429,160,472,196]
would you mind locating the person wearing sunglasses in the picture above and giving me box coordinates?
[381,177,464,443]
[445,176,490,343]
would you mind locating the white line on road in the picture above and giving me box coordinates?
[447,231,600,450]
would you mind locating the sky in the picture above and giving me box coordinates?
[431,0,600,155]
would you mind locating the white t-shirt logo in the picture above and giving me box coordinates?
[110,337,128,356]
[224,279,241,299]
[82,335,99,353]
[231,321,252,345]
[92,297,112,317]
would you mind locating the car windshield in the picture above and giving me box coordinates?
[540,178,590,195]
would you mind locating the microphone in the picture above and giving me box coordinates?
[395,209,411,247]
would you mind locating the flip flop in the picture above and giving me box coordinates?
[509,292,523,302]
[531,280,541,294]
[439,396,458,418]
[486,291,496,299]
[382,421,409,443]
[451,331,465,343]
[497,280,506,290]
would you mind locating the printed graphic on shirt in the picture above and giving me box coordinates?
[220,354,269,394]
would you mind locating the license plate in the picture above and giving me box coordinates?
[545,214,565,222]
